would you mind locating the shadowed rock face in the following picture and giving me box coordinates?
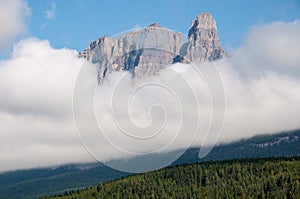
[80,13,227,81]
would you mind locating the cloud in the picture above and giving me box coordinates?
[41,3,56,30]
[0,0,30,53]
[232,21,300,77]
[46,3,56,20]
[0,38,96,171]
[0,21,300,172]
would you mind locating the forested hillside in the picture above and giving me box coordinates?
[1,130,299,199]
[46,157,300,199]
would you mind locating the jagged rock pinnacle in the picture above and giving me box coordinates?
[185,12,227,62]
[190,13,216,31]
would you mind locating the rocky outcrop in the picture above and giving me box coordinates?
[80,13,227,81]
[185,13,227,62]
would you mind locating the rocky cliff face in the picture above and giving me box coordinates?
[185,13,227,62]
[80,13,227,81]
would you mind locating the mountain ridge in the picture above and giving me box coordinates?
[79,13,227,81]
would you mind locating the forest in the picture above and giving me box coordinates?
[44,157,300,199]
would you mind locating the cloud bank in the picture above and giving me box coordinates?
[0,21,300,171]
[0,38,95,171]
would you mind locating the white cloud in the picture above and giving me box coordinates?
[0,0,30,53]
[232,21,300,77]
[0,21,300,172]
[46,3,56,20]
[0,38,95,171]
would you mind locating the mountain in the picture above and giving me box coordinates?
[175,129,300,165]
[79,13,227,81]
[46,157,300,199]
[1,129,299,199]
[0,164,128,199]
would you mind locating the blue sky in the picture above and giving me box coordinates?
[26,0,300,52]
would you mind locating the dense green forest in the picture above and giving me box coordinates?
[45,157,300,199]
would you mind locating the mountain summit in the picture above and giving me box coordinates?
[186,13,227,62]
[80,13,227,80]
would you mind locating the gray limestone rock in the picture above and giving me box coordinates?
[184,13,227,62]
[79,13,227,81]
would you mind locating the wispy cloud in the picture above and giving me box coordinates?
[41,3,56,30]
[46,3,56,20]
